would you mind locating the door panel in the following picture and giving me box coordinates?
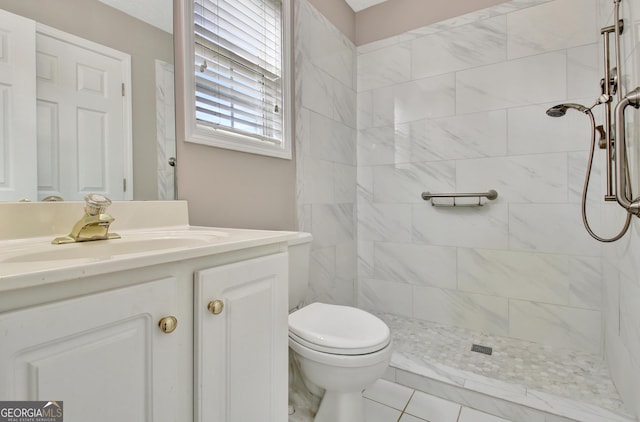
[36,27,131,200]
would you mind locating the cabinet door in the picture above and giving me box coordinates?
[194,253,288,422]
[0,277,180,422]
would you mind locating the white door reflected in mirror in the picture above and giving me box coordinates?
[0,9,37,202]
[36,25,132,201]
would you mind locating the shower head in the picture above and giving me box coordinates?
[545,103,590,117]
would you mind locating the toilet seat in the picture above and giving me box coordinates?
[288,303,390,355]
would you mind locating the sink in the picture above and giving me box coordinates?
[1,230,229,264]
[0,201,298,288]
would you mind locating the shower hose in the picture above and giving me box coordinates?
[582,109,632,242]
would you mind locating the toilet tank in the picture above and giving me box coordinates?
[288,232,312,311]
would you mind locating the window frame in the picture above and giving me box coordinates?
[176,0,292,160]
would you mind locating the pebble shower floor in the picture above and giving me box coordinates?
[288,313,635,422]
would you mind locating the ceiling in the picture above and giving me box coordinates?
[99,0,173,33]
[344,0,388,12]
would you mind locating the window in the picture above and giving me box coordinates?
[180,0,291,159]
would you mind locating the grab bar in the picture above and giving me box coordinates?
[421,190,498,207]
[614,86,640,215]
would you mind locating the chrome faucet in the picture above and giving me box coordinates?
[52,194,121,244]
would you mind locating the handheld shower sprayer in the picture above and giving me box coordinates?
[545,97,613,118]
[547,102,608,146]
[544,0,638,243]
[545,103,591,117]
[545,99,631,242]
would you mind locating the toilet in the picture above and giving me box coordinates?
[287,233,392,422]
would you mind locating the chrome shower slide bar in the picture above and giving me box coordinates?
[421,190,498,207]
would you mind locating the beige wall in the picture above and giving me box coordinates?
[176,144,297,230]
[308,0,356,42]
[0,0,174,200]
[174,0,297,231]
[356,0,510,45]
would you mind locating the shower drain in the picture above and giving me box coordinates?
[471,344,493,355]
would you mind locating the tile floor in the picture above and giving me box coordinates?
[289,376,513,422]
[363,379,512,422]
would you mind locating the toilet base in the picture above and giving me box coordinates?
[314,390,365,422]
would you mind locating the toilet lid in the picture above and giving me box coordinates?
[288,303,390,355]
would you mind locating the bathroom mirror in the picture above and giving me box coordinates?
[0,0,175,202]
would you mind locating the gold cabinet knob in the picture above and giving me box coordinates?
[207,300,224,315]
[158,316,178,334]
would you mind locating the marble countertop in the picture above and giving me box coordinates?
[0,225,297,292]
[0,200,298,292]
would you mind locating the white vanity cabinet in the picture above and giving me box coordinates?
[194,252,289,422]
[0,203,294,422]
[0,276,183,422]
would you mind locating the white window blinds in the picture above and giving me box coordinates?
[193,0,284,146]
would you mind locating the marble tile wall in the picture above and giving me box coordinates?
[294,0,358,305]
[597,0,640,417]
[296,0,640,417]
[356,0,608,356]
[155,60,175,201]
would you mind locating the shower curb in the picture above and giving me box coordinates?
[385,353,636,422]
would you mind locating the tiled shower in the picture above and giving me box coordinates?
[295,0,640,419]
